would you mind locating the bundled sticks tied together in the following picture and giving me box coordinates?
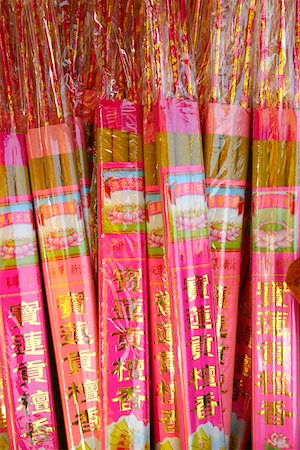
[0,0,299,449]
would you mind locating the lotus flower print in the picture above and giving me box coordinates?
[174,210,207,231]
[43,228,84,250]
[147,229,164,248]
[265,433,289,449]
[210,222,240,243]
[0,238,37,260]
[108,416,150,450]
[254,221,293,251]
[107,204,145,225]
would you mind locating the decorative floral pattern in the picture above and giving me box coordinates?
[189,422,226,450]
[148,230,164,248]
[0,238,37,260]
[265,433,290,449]
[108,416,150,450]
[254,221,293,251]
[107,205,145,226]
[210,222,240,243]
[43,228,84,250]
[174,210,207,232]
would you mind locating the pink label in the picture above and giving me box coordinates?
[252,186,300,450]
[155,97,201,135]
[0,133,27,166]
[98,163,150,448]
[207,182,246,439]
[42,256,100,449]
[147,201,162,217]
[146,188,180,448]
[0,211,34,228]
[39,200,78,220]
[0,196,58,448]
[252,270,299,450]
[204,103,250,138]
[253,192,295,212]
[26,123,75,159]
[208,195,244,212]
[0,286,59,448]
[230,274,252,450]
[169,181,205,200]
[105,176,145,194]
[160,166,225,448]
[96,100,142,134]
[253,109,298,142]
[32,182,100,448]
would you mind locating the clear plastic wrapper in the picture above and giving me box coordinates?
[143,7,179,447]
[95,1,150,447]
[14,1,101,447]
[198,1,258,441]
[0,5,59,448]
[146,0,226,447]
[251,2,300,448]
[0,132,59,450]
[230,271,252,450]
[57,0,94,258]
[252,111,300,450]
[97,100,150,448]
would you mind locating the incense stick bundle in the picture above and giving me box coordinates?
[142,6,180,444]
[143,114,180,449]
[199,0,258,440]
[251,1,300,448]
[0,132,59,450]
[147,0,226,447]
[95,1,150,446]
[57,1,94,256]
[0,8,59,443]
[15,1,101,448]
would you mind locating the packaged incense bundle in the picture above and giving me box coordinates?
[251,1,300,448]
[199,0,258,440]
[230,271,252,450]
[0,5,59,448]
[143,9,179,447]
[95,1,150,447]
[58,1,94,256]
[77,0,101,168]
[147,0,225,447]
[16,1,100,448]
[0,132,59,450]
[192,0,214,109]
[144,120,180,449]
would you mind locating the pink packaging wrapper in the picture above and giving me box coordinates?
[156,97,226,449]
[97,100,150,448]
[26,124,100,449]
[0,361,9,448]
[203,103,251,441]
[252,109,300,450]
[144,107,180,448]
[0,132,59,449]
[146,186,180,449]
[230,272,252,450]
